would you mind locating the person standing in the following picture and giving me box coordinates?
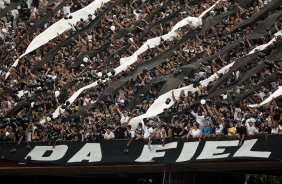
[236,120,246,146]
[38,0,48,16]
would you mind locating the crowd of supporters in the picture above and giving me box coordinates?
[0,0,282,145]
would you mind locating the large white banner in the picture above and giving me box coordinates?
[41,0,225,123]
[5,0,111,79]
[129,29,282,128]
[248,86,282,108]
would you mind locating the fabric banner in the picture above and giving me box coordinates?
[0,136,281,165]
[160,2,281,98]
[1,1,119,118]
[5,0,112,79]
[137,9,182,41]
[60,0,252,126]
[207,43,282,100]
[157,51,206,96]
[116,0,180,39]
[70,41,111,69]
[0,0,24,19]
[129,19,282,127]
[18,0,70,46]
[32,0,118,71]
[98,0,250,102]
[227,0,282,34]
[158,39,243,96]
[124,75,168,111]
[248,86,282,108]
[250,11,282,40]
[47,0,221,121]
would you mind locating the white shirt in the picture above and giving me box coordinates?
[129,129,135,138]
[235,71,240,80]
[234,108,241,120]
[83,97,91,106]
[191,111,205,128]
[271,125,282,134]
[216,124,223,135]
[5,21,11,28]
[11,9,19,19]
[247,126,258,136]
[258,92,266,100]
[118,89,125,99]
[144,127,154,139]
[133,9,141,20]
[0,2,5,9]
[120,114,129,124]
[26,0,32,9]
[63,5,71,15]
[104,131,115,140]
[245,118,256,128]
[191,129,201,138]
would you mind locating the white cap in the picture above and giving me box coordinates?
[110,25,115,31]
[2,28,8,34]
[200,99,206,105]
[55,91,60,97]
[83,56,89,62]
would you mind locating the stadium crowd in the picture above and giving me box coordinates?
[0,0,282,145]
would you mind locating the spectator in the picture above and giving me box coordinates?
[134,122,144,140]
[188,123,201,139]
[247,121,258,136]
[143,121,154,140]
[228,122,236,137]
[236,121,246,146]
[104,127,115,140]
[117,106,131,124]
[201,122,212,139]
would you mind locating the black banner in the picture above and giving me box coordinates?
[1,136,282,166]
[227,0,282,34]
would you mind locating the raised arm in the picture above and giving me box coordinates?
[116,105,123,116]
[172,90,177,103]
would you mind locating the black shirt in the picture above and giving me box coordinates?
[236,126,247,136]
[16,130,25,140]
[173,127,183,137]
[114,127,127,139]
[259,126,272,134]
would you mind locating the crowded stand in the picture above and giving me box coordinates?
[0,0,282,146]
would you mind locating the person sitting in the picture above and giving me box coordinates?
[104,127,115,140]
[201,121,212,139]
[227,122,236,137]
[188,123,201,140]
[247,121,258,136]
